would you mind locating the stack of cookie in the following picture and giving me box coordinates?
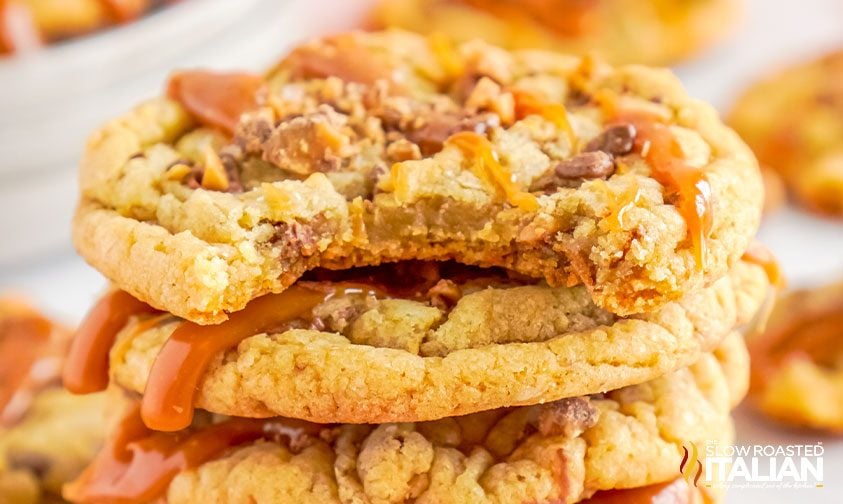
[61,31,771,503]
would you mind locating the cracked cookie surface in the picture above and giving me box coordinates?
[70,335,745,503]
[105,259,768,424]
[74,30,763,324]
[371,0,738,66]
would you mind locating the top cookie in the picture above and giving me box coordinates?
[729,50,843,217]
[74,30,762,324]
[371,0,739,66]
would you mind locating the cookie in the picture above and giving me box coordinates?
[729,50,843,217]
[1,0,169,55]
[73,30,763,324]
[0,298,108,504]
[67,258,769,430]
[370,0,738,66]
[65,336,745,504]
[747,280,843,432]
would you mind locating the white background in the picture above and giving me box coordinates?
[0,0,841,502]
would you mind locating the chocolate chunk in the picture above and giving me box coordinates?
[8,451,53,478]
[554,151,615,180]
[535,397,599,438]
[407,112,500,156]
[584,124,637,156]
[219,149,244,193]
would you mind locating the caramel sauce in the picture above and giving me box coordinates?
[63,290,159,394]
[613,110,713,268]
[512,89,577,147]
[283,35,400,90]
[446,131,539,211]
[64,402,324,503]
[454,0,598,38]
[0,0,42,55]
[0,312,55,427]
[583,478,697,504]
[69,264,519,434]
[741,241,785,289]
[166,70,262,135]
[141,285,344,432]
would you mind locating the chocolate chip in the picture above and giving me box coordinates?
[584,124,636,156]
[407,112,500,156]
[535,397,599,438]
[554,151,615,180]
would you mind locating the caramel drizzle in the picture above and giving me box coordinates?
[282,34,401,91]
[0,312,54,427]
[63,290,160,394]
[741,241,785,288]
[445,131,539,211]
[512,89,578,147]
[166,70,263,135]
[64,401,324,503]
[614,110,713,268]
[141,285,341,432]
[69,264,516,433]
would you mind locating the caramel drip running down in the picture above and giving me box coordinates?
[583,478,698,504]
[0,0,42,54]
[512,89,578,147]
[63,290,159,394]
[614,111,713,268]
[64,402,324,503]
[167,70,262,135]
[741,241,786,289]
[142,285,347,432]
[0,312,53,426]
[446,131,539,211]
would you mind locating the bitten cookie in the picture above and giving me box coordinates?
[74,30,763,324]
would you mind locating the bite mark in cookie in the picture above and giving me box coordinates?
[74,31,763,323]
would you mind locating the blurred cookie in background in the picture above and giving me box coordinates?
[0,0,181,56]
[370,0,740,65]
[760,167,786,216]
[0,298,108,504]
[747,280,843,433]
[730,50,843,218]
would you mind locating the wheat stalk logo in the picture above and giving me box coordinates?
[680,442,704,487]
